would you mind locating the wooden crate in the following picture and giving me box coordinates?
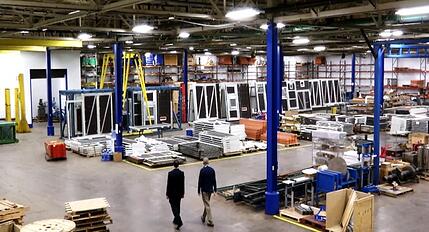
[0,200,27,225]
[164,54,178,66]
[326,189,374,232]
[408,132,429,145]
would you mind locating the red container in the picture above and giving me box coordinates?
[44,140,67,160]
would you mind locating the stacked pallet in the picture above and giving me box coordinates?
[261,132,299,146]
[239,118,266,140]
[64,198,112,232]
[0,199,27,225]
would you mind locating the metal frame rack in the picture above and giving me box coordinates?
[59,89,114,139]
[127,86,182,129]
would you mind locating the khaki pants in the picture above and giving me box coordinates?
[202,192,213,224]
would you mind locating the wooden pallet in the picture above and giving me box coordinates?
[279,208,306,222]
[300,215,327,232]
[378,184,414,197]
[0,199,27,225]
[283,143,300,148]
[418,172,429,181]
[223,151,242,157]
[65,198,111,232]
[65,198,110,215]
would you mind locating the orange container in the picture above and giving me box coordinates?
[44,140,67,160]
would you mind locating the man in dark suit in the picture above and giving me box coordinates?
[166,160,185,230]
[198,157,217,227]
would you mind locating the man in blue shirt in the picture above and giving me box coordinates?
[198,157,217,227]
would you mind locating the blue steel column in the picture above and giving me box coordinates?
[373,46,384,185]
[277,45,284,114]
[265,21,280,215]
[46,48,54,136]
[351,53,356,98]
[183,49,188,122]
[114,43,124,154]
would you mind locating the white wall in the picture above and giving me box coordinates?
[0,50,81,124]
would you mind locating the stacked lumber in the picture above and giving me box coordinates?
[239,118,266,140]
[261,132,299,146]
[64,198,112,232]
[0,199,27,225]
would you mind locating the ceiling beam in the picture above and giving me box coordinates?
[0,0,95,10]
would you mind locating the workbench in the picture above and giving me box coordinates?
[129,123,171,138]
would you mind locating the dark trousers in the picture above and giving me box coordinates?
[169,198,183,226]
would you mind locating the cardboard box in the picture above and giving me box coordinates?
[164,54,178,66]
[113,152,122,162]
[408,132,429,145]
[326,189,374,232]
[218,55,233,65]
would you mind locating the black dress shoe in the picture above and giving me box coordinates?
[207,223,214,227]
[201,216,205,223]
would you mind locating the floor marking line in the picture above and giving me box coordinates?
[122,144,312,172]
[273,215,322,232]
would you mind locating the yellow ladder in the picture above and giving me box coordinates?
[100,52,152,125]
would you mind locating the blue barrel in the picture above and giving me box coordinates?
[186,128,193,137]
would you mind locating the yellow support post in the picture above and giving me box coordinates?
[16,74,31,133]
[4,88,11,121]
[14,88,20,128]
[122,53,131,108]
[100,54,114,89]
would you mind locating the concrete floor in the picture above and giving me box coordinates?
[0,123,428,232]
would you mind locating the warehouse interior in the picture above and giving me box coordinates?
[1,0,429,231]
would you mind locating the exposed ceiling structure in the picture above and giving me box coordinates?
[1,0,429,55]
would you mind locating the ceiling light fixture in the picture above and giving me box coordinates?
[77,33,92,40]
[68,10,80,15]
[246,46,252,49]
[133,43,142,46]
[20,30,29,34]
[165,43,173,46]
[379,30,392,38]
[225,7,261,21]
[231,50,239,55]
[260,24,268,30]
[189,46,194,51]
[170,50,178,54]
[168,16,175,20]
[392,30,404,36]
[132,24,154,33]
[42,28,47,32]
[178,32,190,39]
[230,43,237,47]
[125,40,133,44]
[277,23,286,29]
[396,5,429,16]
[204,51,212,56]
[314,46,326,52]
[292,37,310,45]
[87,44,96,49]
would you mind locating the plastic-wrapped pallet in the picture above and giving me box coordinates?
[199,130,242,154]
[312,129,346,141]
[230,124,246,140]
[390,116,413,135]
[193,120,230,136]
[411,117,429,133]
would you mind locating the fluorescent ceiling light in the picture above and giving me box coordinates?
[246,46,252,49]
[87,44,96,49]
[128,49,134,52]
[260,24,268,30]
[189,46,194,51]
[203,48,208,52]
[297,48,310,52]
[77,33,92,40]
[392,30,403,36]
[204,51,212,56]
[178,32,190,38]
[292,37,310,45]
[42,28,47,32]
[231,50,239,55]
[132,24,154,33]
[225,7,261,21]
[230,43,237,47]
[379,31,392,38]
[133,43,142,46]
[20,30,29,34]
[165,43,173,46]
[125,40,133,44]
[68,10,80,15]
[277,23,286,29]
[396,5,429,16]
[103,46,110,49]
[170,50,178,54]
[314,46,326,52]
[168,16,175,20]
